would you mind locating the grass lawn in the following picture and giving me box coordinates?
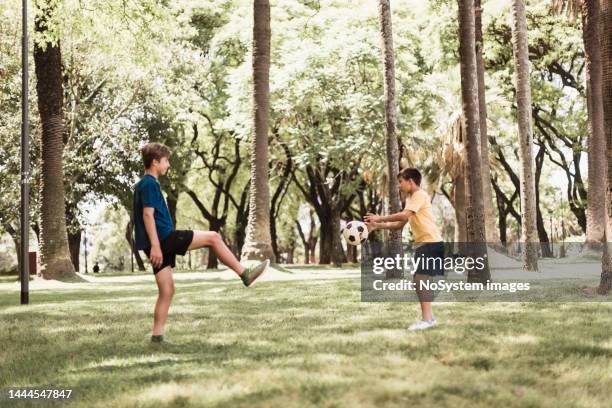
[1,271,611,407]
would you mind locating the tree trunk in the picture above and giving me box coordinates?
[125,220,145,271]
[270,215,280,263]
[242,0,274,261]
[597,0,611,294]
[475,0,500,246]
[207,221,223,269]
[510,0,539,271]
[67,229,81,272]
[499,206,508,245]
[234,198,249,257]
[310,245,317,264]
[348,244,359,263]
[535,144,553,257]
[3,223,21,274]
[583,0,607,250]
[286,245,295,264]
[492,176,520,247]
[318,209,346,266]
[453,172,468,249]
[457,0,491,283]
[296,219,311,264]
[377,0,402,244]
[166,189,178,227]
[34,4,76,279]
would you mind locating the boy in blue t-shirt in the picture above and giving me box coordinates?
[133,143,269,345]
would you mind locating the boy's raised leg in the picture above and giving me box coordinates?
[188,230,268,287]
[188,231,244,273]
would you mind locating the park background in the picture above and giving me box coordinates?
[1,0,611,407]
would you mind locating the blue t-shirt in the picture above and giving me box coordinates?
[133,175,174,250]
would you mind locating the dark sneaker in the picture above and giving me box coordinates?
[240,259,270,288]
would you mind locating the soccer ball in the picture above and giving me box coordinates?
[342,220,369,246]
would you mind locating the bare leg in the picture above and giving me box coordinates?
[188,231,245,274]
[152,266,175,336]
[413,273,434,321]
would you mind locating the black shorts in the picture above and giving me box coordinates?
[143,230,194,274]
[413,241,445,277]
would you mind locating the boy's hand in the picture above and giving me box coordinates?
[364,213,381,222]
[150,245,163,268]
[364,221,377,232]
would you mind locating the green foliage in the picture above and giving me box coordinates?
[0,0,596,254]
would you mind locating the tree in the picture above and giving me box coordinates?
[552,0,607,249]
[456,0,491,283]
[475,0,501,246]
[581,0,607,249]
[269,136,294,263]
[33,0,75,279]
[0,8,40,273]
[296,208,318,264]
[377,0,402,245]
[510,0,539,271]
[186,122,244,268]
[241,0,274,261]
[597,0,611,295]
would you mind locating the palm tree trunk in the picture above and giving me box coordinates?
[582,0,607,250]
[475,0,500,246]
[457,0,491,283]
[510,0,539,271]
[597,0,612,294]
[242,0,274,261]
[33,3,75,279]
[377,0,402,244]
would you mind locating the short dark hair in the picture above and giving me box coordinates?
[397,167,422,186]
[141,143,172,169]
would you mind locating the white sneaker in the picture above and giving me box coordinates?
[408,319,438,332]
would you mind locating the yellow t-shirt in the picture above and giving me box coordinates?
[405,189,442,244]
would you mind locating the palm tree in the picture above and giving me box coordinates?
[33,1,75,279]
[596,0,611,294]
[475,0,501,246]
[457,0,491,283]
[552,0,607,250]
[377,0,402,245]
[241,0,274,261]
[582,0,608,249]
[510,0,539,271]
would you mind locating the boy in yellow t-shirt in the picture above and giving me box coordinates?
[364,168,444,331]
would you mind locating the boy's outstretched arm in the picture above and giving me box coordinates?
[364,207,415,224]
[365,221,406,231]
[143,207,163,268]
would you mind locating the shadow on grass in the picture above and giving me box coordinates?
[1,279,611,407]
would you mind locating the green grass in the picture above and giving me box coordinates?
[0,275,611,408]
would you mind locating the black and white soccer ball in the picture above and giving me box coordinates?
[342,220,369,246]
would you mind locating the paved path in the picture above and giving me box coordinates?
[0,252,603,292]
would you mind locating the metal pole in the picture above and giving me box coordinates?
[83,228,88,273]
[549,213,554,258]
[20,0,30,305]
